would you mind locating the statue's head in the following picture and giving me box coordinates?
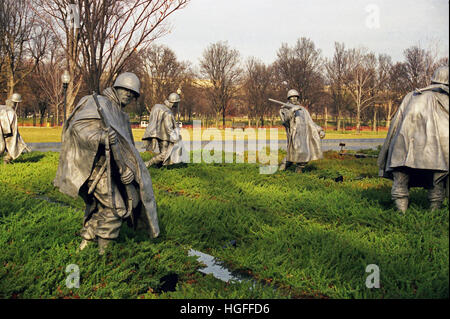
[113,72,140,106]
[431,66,449,86]
[287,89,300,104]
[167,92,181,108]
[11,93,22,103]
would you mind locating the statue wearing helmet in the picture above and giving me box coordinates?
[54,72,159,255]
[142,92,183,168]
[378,65,449,213]
[279,88,325,173]
[1,93,30,164]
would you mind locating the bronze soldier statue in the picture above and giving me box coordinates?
[0,93,31,164]
[378,66,449,212]
[142,92,183,167]
[54,72,160,254]
[274,89,325,173]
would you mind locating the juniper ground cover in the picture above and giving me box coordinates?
[0,150,448,298]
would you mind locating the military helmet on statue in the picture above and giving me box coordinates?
[287,89,300,99]
[168,92,181,103]
[11,93,22,103]
[430,66,449,86]
[113,72,141,97]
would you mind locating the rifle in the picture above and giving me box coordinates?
[268,98,302,110]
[91,91,135,225]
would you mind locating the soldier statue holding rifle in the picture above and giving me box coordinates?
[378,66,449,213]
[270,89,325,173]
[54,72,160,255]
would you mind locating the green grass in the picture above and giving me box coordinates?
[0,150,448,299]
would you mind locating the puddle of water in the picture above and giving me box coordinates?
[188,249,253,283]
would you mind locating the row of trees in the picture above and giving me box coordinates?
[1,0,448,131]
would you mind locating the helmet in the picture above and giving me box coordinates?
[431,66,449,86]
[113,72,141,97]
[287,89,300,99]
[11,93,22,103]
[168,92,181,103]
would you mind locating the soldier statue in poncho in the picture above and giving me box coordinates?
[378,66,449,212]
[276,89,325,173]
[0,93,31,164]
[54,72,160,254]
[142,92,183,167]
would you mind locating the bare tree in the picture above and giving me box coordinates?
[199,41,243,127]
[342,48,379,133]
[402,45,438,91]
[274,37,324,109]
[243,57,275,127]
[30,35,67,126]
[33,0,190,114]
[0,0,46,98]
[325,42,352,131]
[138,44,189,111]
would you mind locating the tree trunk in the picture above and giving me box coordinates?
[356,107,361,133]
[372,108,377,132]
[324,106,328,130]
[386,100,392,128]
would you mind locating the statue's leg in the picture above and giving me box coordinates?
[391,170,409,213]
[279,157,293,171]
[80,167,126,254]
[428,178,446,211]
[2,153,12,164]
[295,162,307,173]
[145,140,168,167]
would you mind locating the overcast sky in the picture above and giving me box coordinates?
[155,0,449,68]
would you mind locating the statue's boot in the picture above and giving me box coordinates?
[78,239,91,251]
[98,238,113,255]
[295,165,305,173]
[2,154,12,165]
[430,201,442,211]
[279,163,286,171]
[394,197,408,213]
[145,156,159,168]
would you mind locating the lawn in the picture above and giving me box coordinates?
[18,126,387,143]
[0,150,448,299]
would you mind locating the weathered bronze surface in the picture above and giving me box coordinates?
[378,66,449,212]
[271,92,325,172]
[0,97,30,164]
[54,73,159,254]
[142,93,183,167]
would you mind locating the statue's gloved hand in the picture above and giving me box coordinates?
[319,130,326,139]
[101,128,117,145]
[120,166,134,184]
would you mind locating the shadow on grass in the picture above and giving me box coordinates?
[6,153,45,163]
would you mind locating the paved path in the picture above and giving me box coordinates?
[28,138,385,153]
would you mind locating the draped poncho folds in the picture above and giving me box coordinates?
[142,102,183,165]
[280,104,324,163]
[53,88,160,238]
[377,84,449,186]
[0,104,30,159]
